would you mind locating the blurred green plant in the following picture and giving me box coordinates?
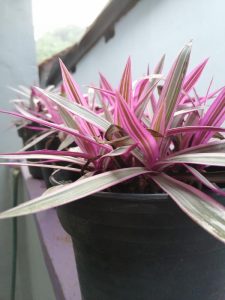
[36,25,85,63]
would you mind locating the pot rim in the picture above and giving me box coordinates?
[83,191,169,202]
[50,168,170,203]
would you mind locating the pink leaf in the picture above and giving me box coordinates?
[0,109,109,150]
[192,87,225,145]
[167,125,225,136]
[152,42,192,134]
[59,59,87,106]
[119,57,132,106]
[180,58,208,101]
[116,91,158,167]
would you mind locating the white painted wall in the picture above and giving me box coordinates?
[0,0,54,299]
[73,0,225,95]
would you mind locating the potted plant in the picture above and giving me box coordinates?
[1,42,225,299]
[13,85,73,186]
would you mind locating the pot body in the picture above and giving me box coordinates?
[35,134,60,188]
[17,124,43,179]
[57,192,225,300]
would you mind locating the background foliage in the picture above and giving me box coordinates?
[36,25,85,63]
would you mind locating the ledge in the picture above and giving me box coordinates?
[21,167,81,300]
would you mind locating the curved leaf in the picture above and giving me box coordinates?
[167,125,225,136]
[0,109,109,150]
[0,167,149,218]
[152,41,192,133]
[34,87,111,131]
[184,165,225,196]
[152,173,225,243]
[161,153,225,167]
[119,57,132,105]
[0,162,81,172]
[116,91,158,166]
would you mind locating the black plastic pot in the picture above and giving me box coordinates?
[56,186,225,300]
[17,124,43,179]
[50,168,79,186]
[35,134,61,188]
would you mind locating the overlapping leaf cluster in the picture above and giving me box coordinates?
[1,42,225,242]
